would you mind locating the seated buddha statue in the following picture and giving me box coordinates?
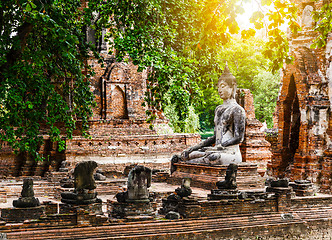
[181,65,246,166]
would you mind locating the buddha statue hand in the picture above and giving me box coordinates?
[181,147,195,161]
[216,145,226,150]
[181,149,190,161]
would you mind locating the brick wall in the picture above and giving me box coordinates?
[271,0,332,193]
[237,89,272,175]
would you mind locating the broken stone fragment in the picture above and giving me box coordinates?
[13,178,40,208]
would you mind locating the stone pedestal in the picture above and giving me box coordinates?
[170,163,264,189]
[290,180,314,196]
[178,196,201,218]
[13,196,40,208]
[59,202,103,215]
[1,206,45,223]
[266,187,292,212]
[208,189,241,200]
[109,200,155,221]
[61,190,101,205]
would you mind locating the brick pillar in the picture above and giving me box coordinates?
[178,196,202,218]
[267,187,292,212]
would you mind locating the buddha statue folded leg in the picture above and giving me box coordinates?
[187,151,206,160]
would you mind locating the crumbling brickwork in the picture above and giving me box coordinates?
[0,51,200,178]
[271,0,332,192]
[237,89,272,175]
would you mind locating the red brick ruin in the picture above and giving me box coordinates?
[271,0,332,192]
[0,0,331,195]
[0,1,332,239]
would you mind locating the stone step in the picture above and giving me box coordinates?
[7,209,330,240]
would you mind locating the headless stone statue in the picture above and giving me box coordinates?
[73,160,97,191]
[216,163,238,189]
[301,5,314,29]
[127,165,151,202]
[13,178,40,208]
[175,177,192,198]
[61,160,101,205]
[181,64,246,165]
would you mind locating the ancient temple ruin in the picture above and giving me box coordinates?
[0,55,200,178]
[271,0,332,192]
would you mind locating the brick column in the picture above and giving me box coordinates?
[267,187,292,212]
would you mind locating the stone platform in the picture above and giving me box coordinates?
[1,206,45,223]
[109,200,156,220]
[170,163,265,189]
[3,205,332,239]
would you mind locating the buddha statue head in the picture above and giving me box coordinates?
[218,64,237,100]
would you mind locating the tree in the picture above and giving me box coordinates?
[253,71,280,128]
[99,0,246,131]
[0,0,96,159]
[196,37,280,129]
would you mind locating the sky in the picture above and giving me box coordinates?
[236,0,258,30]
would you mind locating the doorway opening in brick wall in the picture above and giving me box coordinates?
[281,75,300,177]
[111,86,129,119]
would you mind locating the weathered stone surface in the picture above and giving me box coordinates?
[175,177,192,198]
[180,65,246,165]
[61,161,101,205]
[216,163,238,189]
[270,179,289,188]
[237,89,272,176]
[13,178,40,208]
[109,200,155,220]
[165,211,181,220]
[94,172,106,181]
[127,165,151,202]
[1,206,45,223]
[271,0,332,193]
[74,161,97,191]
[170,162,265,189]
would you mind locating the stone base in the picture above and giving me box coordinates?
[13,196,40,208]
[170,163,264,189]
[208,189,241,200]
[1,206,45,223]
[59,202,103,215]
[61,191,101,205]
[110,200,155,220]
[290,180,314,197]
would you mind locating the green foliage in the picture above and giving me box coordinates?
[165,104,200,133]
[312,2,332,48]
[196,37,281,129]
[218,37,269,91]
[253,71,280,128]
[101,0,248,132]
[197,37,270,129]
[196,73,223,130]
[164,104,181,133]
[200,129,214,140]
[243,0,301,72]
[0,0,96,159]
[184,106,200,133]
